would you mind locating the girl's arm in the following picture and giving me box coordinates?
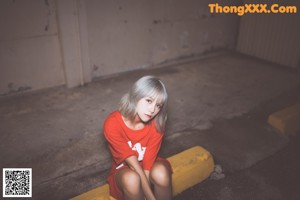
[125,156,156,200]
[144,170,150,181]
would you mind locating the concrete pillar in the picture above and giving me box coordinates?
[78,0,92,84]
[56,0,91,88]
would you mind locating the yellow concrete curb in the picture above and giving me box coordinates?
[71,146,215,200]
[268,102,300,135]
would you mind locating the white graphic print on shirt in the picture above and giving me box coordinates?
[115,141,147,169]
[128,141,146,161]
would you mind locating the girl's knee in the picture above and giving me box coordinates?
[118,169,142,193]
[150,162,171,187]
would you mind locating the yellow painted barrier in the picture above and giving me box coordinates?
[71,184,116,200]
[71,146,214,200]
[268,102,300,135]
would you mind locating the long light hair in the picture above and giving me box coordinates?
[119,75,168,133]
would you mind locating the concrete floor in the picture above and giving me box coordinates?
[174,134,300,200]
[1,51,300,200]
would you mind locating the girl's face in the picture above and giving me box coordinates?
[135,96,162,123]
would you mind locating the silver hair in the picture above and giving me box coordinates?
[119,75,168,133]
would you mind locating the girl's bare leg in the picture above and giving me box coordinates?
[116,168,144,200]
[150,161,172,200]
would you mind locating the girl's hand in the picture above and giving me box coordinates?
[125,156,156,200]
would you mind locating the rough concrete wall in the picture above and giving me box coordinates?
[151,1,238,64]
[86,0,239,78]
[237,0,300,69]
[0,0,239,95]
[0,0,64,96]
[86,0,154,77]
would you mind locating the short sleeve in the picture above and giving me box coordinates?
[103,116,135,165]
[142,128,163,170]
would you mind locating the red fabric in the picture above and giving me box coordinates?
[104,111,163,171]
[103,111,170,200]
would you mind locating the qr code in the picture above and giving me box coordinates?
[3,168,32,198]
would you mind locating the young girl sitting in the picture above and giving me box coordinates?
[103,75,172,200]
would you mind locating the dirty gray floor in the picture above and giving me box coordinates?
[1,51,300,200]
[174,133,300,200]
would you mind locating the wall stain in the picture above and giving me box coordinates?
[153,20,162,24]
[44,0,49,7]
[2,83,32,96]
[44,22,49,31]
[93,64,99,72]
[45,0,55,31]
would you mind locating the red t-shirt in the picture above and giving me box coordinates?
[103,111,163,171]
